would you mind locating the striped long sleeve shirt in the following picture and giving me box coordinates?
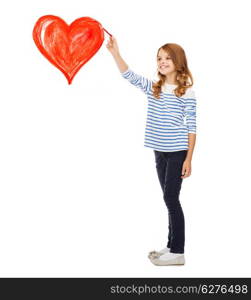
[121,68,197,152]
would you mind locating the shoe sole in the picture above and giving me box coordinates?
[150,256,185,266]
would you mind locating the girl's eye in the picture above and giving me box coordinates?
[158,57,171,60]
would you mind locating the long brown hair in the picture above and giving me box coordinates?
[152,43,193,98]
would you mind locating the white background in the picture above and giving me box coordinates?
[0,0,250,277]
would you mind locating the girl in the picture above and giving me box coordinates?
[106,36,197,266]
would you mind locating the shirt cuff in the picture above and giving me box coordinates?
[121,68,130,76]
[188,129,196,134]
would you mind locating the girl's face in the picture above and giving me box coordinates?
[157,48,176,75]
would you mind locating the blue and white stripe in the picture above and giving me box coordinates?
[121,68,197,152]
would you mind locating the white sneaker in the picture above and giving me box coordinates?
[148,247,170,259]
[150,252,185,266]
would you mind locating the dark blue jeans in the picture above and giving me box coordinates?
[154,150,188,254]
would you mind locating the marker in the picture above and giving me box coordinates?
[103,28,112,37]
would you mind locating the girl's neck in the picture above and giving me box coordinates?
[164,73,178,85]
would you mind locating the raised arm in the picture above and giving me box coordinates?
[106,35,128,72]
[106,35,152,94]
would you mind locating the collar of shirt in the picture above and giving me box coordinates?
[161,83,178,93]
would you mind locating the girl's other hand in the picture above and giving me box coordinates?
[181,159,191,178]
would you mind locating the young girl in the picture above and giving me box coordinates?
[106,36,197,266]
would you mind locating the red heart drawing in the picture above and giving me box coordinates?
[32,15,104,84]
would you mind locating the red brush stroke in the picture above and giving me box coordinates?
[32,15,105,84]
